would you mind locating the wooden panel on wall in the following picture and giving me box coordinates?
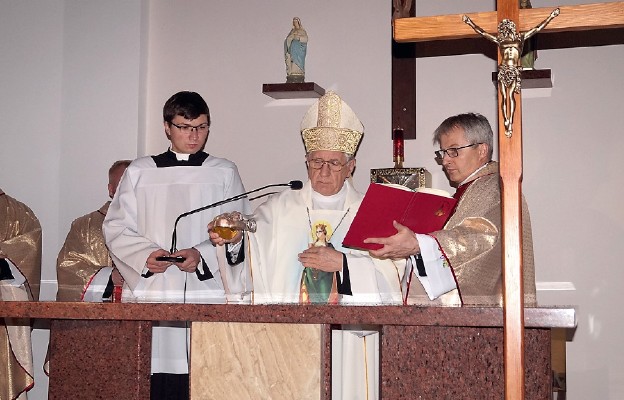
[392,0,416,140]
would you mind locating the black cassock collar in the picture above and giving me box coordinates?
[152,150,209,167]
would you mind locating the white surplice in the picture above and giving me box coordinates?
[103,153,249,374]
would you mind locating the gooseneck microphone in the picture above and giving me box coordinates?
[144,180,304,278]
[169,180,303,253]
[287,180,304,190]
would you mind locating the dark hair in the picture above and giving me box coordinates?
[433,112,493,160]
[163,91,211,126]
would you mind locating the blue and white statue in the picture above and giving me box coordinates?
[284,17,308,83]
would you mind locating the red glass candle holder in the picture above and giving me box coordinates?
[393,128,404,168]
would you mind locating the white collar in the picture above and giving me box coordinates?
[459,162,489,186]
[170,148,190,161]
[311,182,347,210]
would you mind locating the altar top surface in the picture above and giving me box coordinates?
[2,301,575,329]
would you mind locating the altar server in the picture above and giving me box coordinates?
[104,91,249,399]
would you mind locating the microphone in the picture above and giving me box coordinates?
[289,180,304,190]
[249,180,304,201]
[169,180,303,253]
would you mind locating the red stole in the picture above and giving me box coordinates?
[449,180,475,217]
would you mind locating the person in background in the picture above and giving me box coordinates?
[56,159,131,303]
[0,188,42,400]
[365,112,536,306]
[103,91,250,400]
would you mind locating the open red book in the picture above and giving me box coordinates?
[342,183,457,251]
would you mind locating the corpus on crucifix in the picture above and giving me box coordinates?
[463,8,560,137]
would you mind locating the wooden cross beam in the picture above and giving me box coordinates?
[392,2,623,400]
[394,2,624,42]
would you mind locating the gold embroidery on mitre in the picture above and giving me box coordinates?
[301,91,364,155]
[318,91,341,128]
[302,128,363,155]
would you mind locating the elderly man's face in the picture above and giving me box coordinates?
[307,150,355,196]
[438,127,488,185]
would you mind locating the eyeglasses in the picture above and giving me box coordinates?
[306,158,348,172]
[434,143,482,159]
[169,122,209,134]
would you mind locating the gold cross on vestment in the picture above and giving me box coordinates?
[392,2,624,399]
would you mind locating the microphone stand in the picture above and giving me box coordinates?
[170,181,298,252]
[140,180,302,278]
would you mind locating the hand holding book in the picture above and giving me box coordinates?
[342,183,456,251]
[363,220,422,259]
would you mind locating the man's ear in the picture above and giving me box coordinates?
[479,143,489,161]
[348,158,356,176]
[164,121,171,139]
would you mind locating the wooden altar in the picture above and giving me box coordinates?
[1,301,575,399]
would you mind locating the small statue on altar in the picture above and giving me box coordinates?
[463,8,559,137]
[284,17,308,83]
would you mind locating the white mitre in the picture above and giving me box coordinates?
[300,91,364,156]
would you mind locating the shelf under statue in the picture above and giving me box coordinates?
[284,17,308,83]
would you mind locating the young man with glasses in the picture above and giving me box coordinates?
[209,91,404,399]
[365,112,536,307]
[103,91,250,399]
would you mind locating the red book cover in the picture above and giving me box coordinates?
[342,183,457,250]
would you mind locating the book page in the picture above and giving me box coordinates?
[381,183,451,198]
[380,183,414,192]
[414,187,452,198]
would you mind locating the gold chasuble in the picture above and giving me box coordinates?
[56,202,113,301]
[431,162,536,306]
[0,189,42,400]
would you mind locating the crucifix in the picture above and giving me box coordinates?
[463,8,560,137]
[393,1,624,399]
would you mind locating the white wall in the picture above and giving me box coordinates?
[1,1,622,399]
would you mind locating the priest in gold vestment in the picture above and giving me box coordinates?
[0,188,42,400]
[366,113,536,306]
[56,160,130,302]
